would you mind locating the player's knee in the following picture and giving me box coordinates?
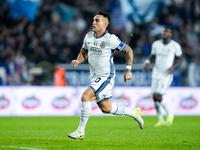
[153,94,162,102]
[100,107,111,114]
[81,92,89,102]
[153,94,157,101]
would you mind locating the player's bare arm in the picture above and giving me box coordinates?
[143,54,155,71]
[121,44,133,70]
[120,44,133,83]
[167,55,184,74]
[71,49,88,68]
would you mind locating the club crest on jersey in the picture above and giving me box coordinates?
[100,41,106,48]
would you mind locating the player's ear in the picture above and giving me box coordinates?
[105,19,109,28]
[104,22,108,27]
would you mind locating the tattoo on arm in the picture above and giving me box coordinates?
[121,45,133,66]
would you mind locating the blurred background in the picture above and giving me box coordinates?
[0,0,200,116]
[0,0,200,87]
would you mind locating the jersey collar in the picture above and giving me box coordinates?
[93,30,108,39]
[162,39,172,45]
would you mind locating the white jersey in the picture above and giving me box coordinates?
[82,30,126,78]
[151,39,182,79]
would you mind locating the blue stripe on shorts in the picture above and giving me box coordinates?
[97,96,112,104]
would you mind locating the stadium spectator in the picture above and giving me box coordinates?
[53,62,67,86]
[188,53,200,86]
[0,0,199,86]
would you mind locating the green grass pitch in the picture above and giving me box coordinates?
[0,116,200,150]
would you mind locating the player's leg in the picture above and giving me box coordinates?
[97,97,144,129]
[154,78,174,126]
[153,93,165,127]
[159,78,174,126]
[154,93,174,126]
[68,87,96,140]
[98,99,136,116]
[78,87,96,133]
[94,76,136,117]
[93,76,144,129]
[160,98,174,126]
[152,79,165,127]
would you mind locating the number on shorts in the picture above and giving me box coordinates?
[95,77,101,83]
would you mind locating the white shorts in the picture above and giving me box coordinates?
[89,75,114,104]
[151,76,173,95]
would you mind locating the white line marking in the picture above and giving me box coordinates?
[0,145,46,150]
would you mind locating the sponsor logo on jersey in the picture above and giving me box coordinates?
[90,48,102,55]
[22,96,40,109]
[100,41,106,48]
[52,96,70,109]
[137,95,155,111]
[0,96,9,109]
[180,96,198,109]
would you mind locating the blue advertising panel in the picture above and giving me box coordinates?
[64,64,180,86]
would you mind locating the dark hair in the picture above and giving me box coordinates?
[165,26,172,32]
[97,11,110,23]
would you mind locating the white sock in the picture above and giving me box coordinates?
[78,102,91,133]
[155,102,165,121]
[109,103,136,117]
[161,100,173,116]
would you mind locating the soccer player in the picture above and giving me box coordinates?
[68,11,144,140]
[143,27,183,127]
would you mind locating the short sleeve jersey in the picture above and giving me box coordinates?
[82,31,126,78]
[151,39,182,79]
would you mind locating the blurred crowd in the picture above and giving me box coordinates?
[0,0,200,86]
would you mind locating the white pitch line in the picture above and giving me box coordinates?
[0,145,46,150]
